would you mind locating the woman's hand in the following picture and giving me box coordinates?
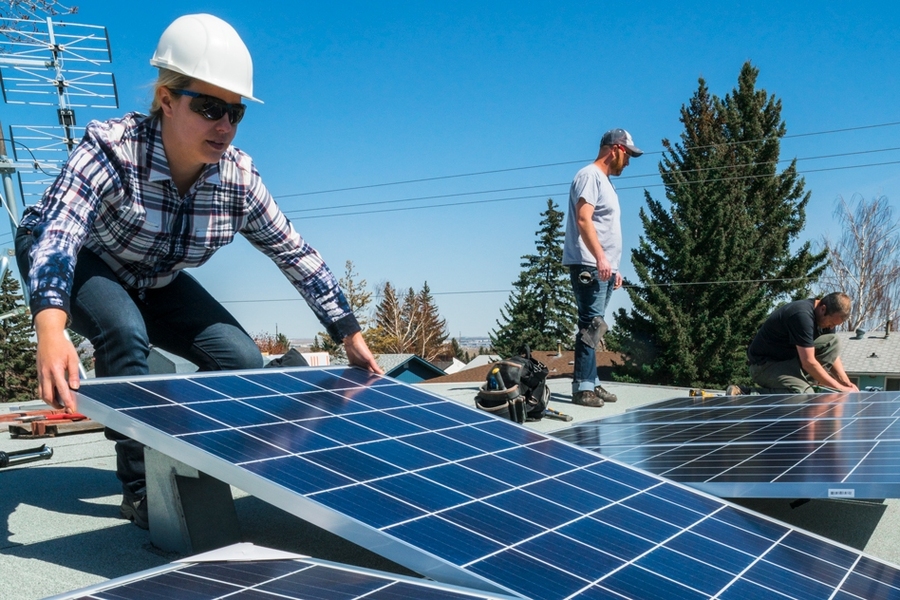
[34,308,81,411]
[343,331,383,374]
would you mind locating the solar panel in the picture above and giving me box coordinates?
[75,368,900,599]
[51,543,518,600]
[553,391,900,499]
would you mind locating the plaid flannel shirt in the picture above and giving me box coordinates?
[20,112,359,342]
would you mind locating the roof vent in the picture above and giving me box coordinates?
[853,328,867,340]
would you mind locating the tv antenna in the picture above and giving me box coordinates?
[0,15,118,220]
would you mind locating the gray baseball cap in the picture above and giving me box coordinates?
[601,128,643,157]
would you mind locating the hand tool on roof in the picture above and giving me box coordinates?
[17,412,87,423]
[0,444,53,468]
[543,407,574,422]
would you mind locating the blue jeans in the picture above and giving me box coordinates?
[16,228,263,498]
[569,265,616,394]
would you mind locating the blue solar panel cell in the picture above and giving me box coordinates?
[345,410,427,437]
[558,516,656,561]
[689,514,777,557]
[309,446,402,480]
[98,570,241,598]
[401,431,484,461]
[340,387,410,410]
[419,462,512,499]
[440,502,545,547]
[389,406,470,431]
[78,382,173,410]
[313,484,427,529]
[192,375,275,398]
[842,567,900,600]
[664,530,755,575]
[601,566,709,600]
[125,405,222,435]
[556,468,641,504]
[635,547,734,596]
[438,426,520,454]
[135,378,229,403]
[594,504,680,543]
[249,422,339,454]
[74,369,900,600]
[182,429,286,463]
[457,454,545,487]
[515,531,625,582]
[370,473,470,512]
[242,371,322,394]
[469,549,588,600]
[188,399,278,427]
[242,455,354,494]
[386,515,505,565]
[259,565,398,598]
[243,394,332,421]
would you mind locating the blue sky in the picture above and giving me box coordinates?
[1,1,899,341]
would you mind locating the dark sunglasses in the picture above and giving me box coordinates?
[171,89,246,125]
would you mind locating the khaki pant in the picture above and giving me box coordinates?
[748,334,841,393]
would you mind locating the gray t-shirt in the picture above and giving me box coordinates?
[563,163,622,268]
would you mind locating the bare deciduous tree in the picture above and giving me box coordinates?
[312,261,374,360]
[820,194,900,332]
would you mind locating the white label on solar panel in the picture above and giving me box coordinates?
[828,488,856,498]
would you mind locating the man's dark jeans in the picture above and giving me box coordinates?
[16,227,263,499]
[569,265,616,394]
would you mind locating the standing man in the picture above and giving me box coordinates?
[563,129,642,407]
[747,293,859,393]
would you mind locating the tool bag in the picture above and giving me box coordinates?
[475,346,550,423]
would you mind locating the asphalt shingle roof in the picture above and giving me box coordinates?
[837,331,900,375]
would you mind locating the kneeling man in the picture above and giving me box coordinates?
[747,292,858,393]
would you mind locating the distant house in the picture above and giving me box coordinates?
[459,355,501,370]
[836,331,900,390]
[375,354,447,384]
[432,357,467,374]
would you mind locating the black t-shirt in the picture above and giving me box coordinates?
[747,299,834,365]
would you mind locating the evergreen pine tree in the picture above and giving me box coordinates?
[491,199,577,356]
[413,282,448,362]
[369,282,408,354]
[613,62,826,387]
[0,271,37,402]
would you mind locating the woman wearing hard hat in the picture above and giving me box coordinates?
[15,14,381,529]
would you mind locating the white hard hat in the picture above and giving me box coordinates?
[150,13,262,103]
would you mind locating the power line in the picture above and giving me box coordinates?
[293,158,900,220]
[282,146,900,217]
[216,277,815,306]
[273,120,900,199]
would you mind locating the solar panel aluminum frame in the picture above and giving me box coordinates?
[74,367,519,597]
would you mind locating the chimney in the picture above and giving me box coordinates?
[886,320,892,339]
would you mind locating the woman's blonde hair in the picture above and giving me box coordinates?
[149,69,195,117]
